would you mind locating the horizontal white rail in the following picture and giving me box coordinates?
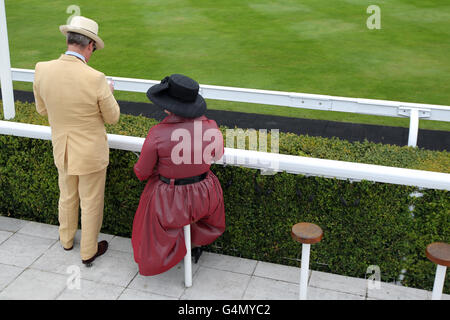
[1,120,449,191]
[10,68,450,122]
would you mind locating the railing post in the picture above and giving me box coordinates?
[407,108,419,147]
[431,265,446,300]
[183,225,192,287]
[299,243,310,300]
[0,0,15,119]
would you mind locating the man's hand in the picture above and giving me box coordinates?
[107,79,115,93]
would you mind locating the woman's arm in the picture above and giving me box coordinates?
[134,126,159,181]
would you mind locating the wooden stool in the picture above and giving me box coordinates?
[425,242,450,300]
[291,222,323,300]
[183,225,192,287]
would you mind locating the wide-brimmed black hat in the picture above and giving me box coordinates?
[146,74,206,118]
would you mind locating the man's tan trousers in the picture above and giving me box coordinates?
[57,167,107,260]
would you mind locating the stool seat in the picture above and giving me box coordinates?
[426,242,450,267]
[291,222,323,244]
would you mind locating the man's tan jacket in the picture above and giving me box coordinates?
[33,54,120,175]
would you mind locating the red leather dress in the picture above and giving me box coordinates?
[131,114,225,276]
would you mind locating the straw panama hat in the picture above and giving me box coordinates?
[59,16,105,50]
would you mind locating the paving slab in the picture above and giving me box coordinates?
[78,249,138,288]
[109,235,133,253]
[253,261,306,284]
[30,240,85,274]
[118,288,178,300]
[307,286,366,300]
[31,241,138,288]
[0,268,67,300]
[17,221,59,240]
[243,276,299,300]
[0,216,29,233]
[309,270,367,297]
[181,266,251,300]
[129,260,201,298]
[199,252,257,275]
[0,263,24,291]
[0,233,56,268]
[57,278,125,300]
[367,281,431,300]
[0,231,13,245]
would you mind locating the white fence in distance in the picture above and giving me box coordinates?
[8,67,450,149]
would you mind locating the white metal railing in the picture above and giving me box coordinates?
[0,0,14,120]
[8,68,450,148]
[1,120,449,191]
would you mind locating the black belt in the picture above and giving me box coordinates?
[159,172,208,185]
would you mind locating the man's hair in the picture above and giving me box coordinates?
[66,32,93,48]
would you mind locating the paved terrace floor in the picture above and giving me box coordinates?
[0,216,448,300]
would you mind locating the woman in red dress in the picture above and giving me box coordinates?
[131,74,225,276]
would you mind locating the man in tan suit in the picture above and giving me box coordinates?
[33,16,120,266]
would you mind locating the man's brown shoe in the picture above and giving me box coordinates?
[82,240,108,267]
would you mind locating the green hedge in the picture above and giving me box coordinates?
[1,101,449,293]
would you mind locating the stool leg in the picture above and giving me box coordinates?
[431,265,446,300]
[299,243,310,300]
[184,225,192,288]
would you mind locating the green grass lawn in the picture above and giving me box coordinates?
[4,0,450,130]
